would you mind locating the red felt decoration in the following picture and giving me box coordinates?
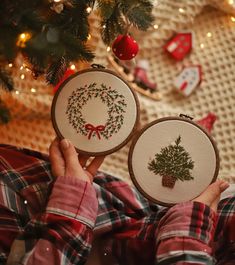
[112,35,139,60]
[164,32,193,61]
[197,113,217,133]
[53,69,75,93]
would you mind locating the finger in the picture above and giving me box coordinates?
[86,156,105,177]
[194,180,229,207]
[49,138,65,177]
[60,139,90,181]
[78,154,90,168]
[211,195,220,212]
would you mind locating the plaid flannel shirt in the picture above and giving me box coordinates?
[0,144,235,265]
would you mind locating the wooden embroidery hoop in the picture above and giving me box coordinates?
[51,65,140,156]
[128,116,220,206]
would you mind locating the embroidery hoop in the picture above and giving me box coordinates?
[128,116,220,206]
[51,67,140,156]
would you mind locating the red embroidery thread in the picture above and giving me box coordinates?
[85,124,105,140]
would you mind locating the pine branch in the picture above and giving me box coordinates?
[46,57,68,85]
[100,5,125,45]
[0,68,14,91]
[0,99,11,124]
[51,1,90,41]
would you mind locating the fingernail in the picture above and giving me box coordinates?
[61,139,70,149]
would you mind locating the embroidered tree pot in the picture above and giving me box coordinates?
[51,67,139,156]
[128,117,219,206]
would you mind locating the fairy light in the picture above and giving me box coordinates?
[87,34,91,40]
[15,90,20,95]
[207,32,212,38]
[70,64,76,70]
[231,17,235,22]
[54,0,61,2]
[20,74,25,80]
[16,32,32,48]
[20,65,24,70]
[228,0,234,5]
[106,46,111,52]
[103,25,106,29]
[31,88,36,93]
[200,43,204,49]
[86,7,92,13]
[153,24,159,29]
[8,63,13,68]
[178,8,185,13]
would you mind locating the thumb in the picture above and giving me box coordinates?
[194,180,229,210]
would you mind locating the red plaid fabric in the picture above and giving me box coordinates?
[0,144,235,264]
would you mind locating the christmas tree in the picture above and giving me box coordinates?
[0,0,154,123]
[148,136,194,189]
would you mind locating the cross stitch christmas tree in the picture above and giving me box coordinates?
[148,136,194,189]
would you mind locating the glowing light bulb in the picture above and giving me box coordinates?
[207,32,212,38]
[20,65,24,70]
[228,0,234,5]
[31,88,36,93]
[17,32,32,47]
[231,17,235,22]
[20,74,25,79]
[87,34,91,40]
[106,46,111,52]
[103,25,106,29]
[70,64,76,70]
[200,43,204,49]
[8,63,13,68]
[86,7,92,13]
[179,8,185,13]
[15,90,20,95]
[153,24,159,29]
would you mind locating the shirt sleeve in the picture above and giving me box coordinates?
[155,201,217,265]
[8,176,98,265]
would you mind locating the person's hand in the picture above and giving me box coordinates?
[193,179,229,212]
[49,138,105,183]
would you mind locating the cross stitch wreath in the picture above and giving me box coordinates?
[66,82,127,140]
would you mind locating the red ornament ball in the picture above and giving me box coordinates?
[53,69,75,93]
[112,35,139,60]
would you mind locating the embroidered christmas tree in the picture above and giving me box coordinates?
[148,136,194,189]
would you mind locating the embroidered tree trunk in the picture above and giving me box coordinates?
[162,175,177,189]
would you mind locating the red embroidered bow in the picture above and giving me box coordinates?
[85,123,105,140]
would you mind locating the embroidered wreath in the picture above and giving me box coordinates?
[66,82,127,140]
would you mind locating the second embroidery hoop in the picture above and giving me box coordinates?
[51,66,140,156]
[128,116,220,206]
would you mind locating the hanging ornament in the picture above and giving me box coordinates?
[164,32,193,61]
[112,35,139,60]
[53,69,75,93]
[196,113,217,133]
[174,65,202,96]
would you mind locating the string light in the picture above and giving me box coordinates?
[16,32,32,48]
[153,24,159,29]
[178,8,185,13]
[231,17,235,22]
[200,43,204,49]
[20,74,25,80]
[86,7,92,13]
[15,90,20,95]
[207,32,212,38]
[20,65,24,70]
[70,64,76,70]
[106,46,111,52]
[102,25,106,29]
[87,34,91,40]
[228,0,234,5]
[31,88,36,93]
[8,63,13,68]
[24,200,28,204]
